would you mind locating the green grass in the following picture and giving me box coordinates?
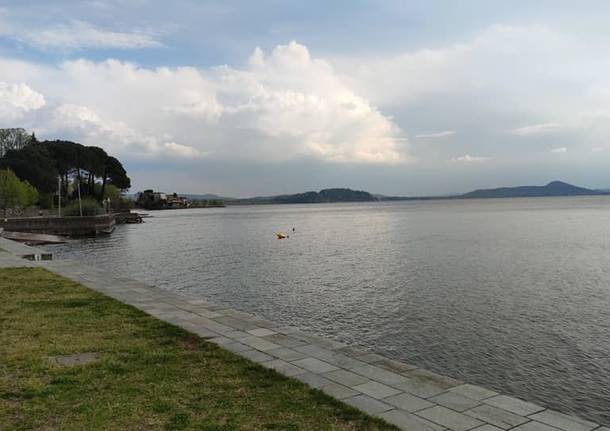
[0,268,396,430]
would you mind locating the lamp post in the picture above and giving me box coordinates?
[57,176,61,217]
[77,180,83,217]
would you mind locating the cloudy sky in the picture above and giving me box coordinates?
[2,0,610,196]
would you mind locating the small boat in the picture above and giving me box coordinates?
[276,232,288,239]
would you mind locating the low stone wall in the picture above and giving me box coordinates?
[0,214,115,236]
[0,207,54,218]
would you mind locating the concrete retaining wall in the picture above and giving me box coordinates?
[0,214,115,236]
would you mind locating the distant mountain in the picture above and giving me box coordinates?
[460,181,607,199]
[230,188,377,204]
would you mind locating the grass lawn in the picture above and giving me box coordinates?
[0,267,396,430]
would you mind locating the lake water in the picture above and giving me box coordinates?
[49,197,610,424]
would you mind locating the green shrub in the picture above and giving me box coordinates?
[104,184,133,212]
[64,198,103,216]
[20,181,38,208]
[113,197,134,212]
[0,169,39,216]
[38,193,53,210]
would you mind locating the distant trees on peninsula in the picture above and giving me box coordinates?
[0,128,131,214]
[231,188,377,205]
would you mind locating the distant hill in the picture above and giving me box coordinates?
[230,188,377,204]
[460,181,607,199]
[132,181,609,206]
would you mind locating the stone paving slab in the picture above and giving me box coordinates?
[417,405,485,431]
[236,349,273,363]
[484,395,545,416]
[294,344,368,369]
[406,369,463,388]
[261,359,307,377]
[472,426,504,431]
[267,347,308,361]
[293,372,334,389]
[323,368,370,387]
[353,381,402,400]
[380,409,446,431]
[392,376,449,399]
[464,404,530,429]
[292,357,339,374]
[260,333,308,348]
[247,328,276,337]
[239,336,282,352]
[0,240,605,431]
[383,392,435,413]
[429,391,482,412]
[223,342,251,354]
[449,384,499,401]
[513,421,565,431]
[529,410,600,431]
[343,394,394,415]
[320,382,360,400]
[350,364,411,387]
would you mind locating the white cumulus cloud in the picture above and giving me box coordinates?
[550,147,567,153]
[163,142,205,158]
[0,81,45,121]
[46,104,199,159]
[415,130,455,139]
[450,154,489,163]
[0,41,408,163]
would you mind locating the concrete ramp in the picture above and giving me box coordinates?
[0,237,52,261]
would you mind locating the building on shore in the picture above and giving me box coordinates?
[135,190,190,210]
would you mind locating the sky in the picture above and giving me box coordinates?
[2,1,610,197]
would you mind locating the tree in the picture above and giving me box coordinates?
[0,139,131,203]
[0,128,33,157]
[102,156,131,198]
[0,169,38,216]
[0,143,58,193]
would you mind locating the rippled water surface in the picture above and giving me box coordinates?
[49,197,610,424]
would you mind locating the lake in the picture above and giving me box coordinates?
[49,197,610,424]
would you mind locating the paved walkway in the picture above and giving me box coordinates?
[1,240,607,431]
